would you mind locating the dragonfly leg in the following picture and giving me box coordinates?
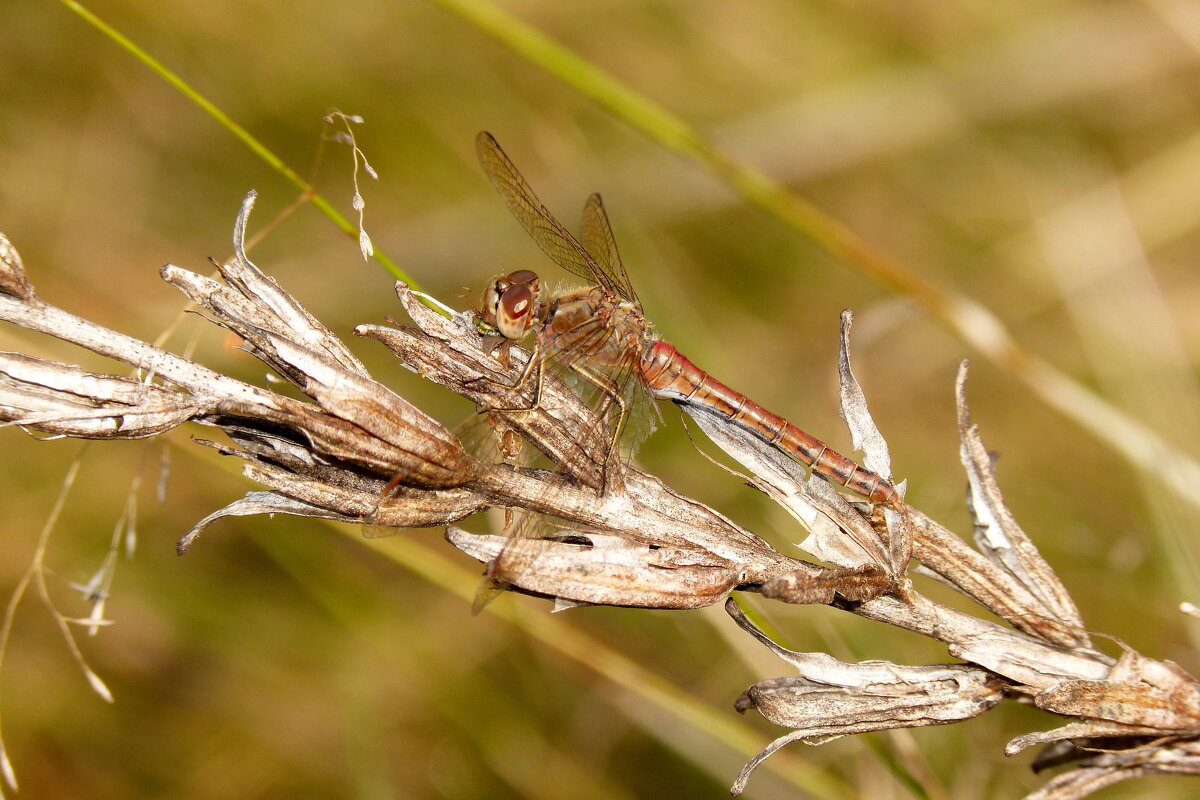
[472,339,546,414]
[568,362,627,492]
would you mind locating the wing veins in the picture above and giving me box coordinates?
[582,193,637,304]
[477,131,621,294]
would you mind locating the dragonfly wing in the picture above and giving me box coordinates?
[539,314,649,458]
[615,358,660,458]
[581,193,638,305]
[476,132,618,293]
[472,508,551,614]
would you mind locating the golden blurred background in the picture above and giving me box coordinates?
[2,1,1200,798]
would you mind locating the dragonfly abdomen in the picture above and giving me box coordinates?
[640,340,898,504]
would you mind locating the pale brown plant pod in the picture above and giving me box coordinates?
[3,191,1200,799]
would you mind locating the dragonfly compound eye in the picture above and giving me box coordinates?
[497,283,536,340]
[506,269,540,291]
[481,280,504,326]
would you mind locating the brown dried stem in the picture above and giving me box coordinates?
[1,195,1198,799]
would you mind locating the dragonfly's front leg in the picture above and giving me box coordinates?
[471,338,547,415]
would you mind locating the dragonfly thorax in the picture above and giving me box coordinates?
[542,287,650,370]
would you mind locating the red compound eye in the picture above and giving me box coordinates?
[506,269,539,287]
[496,283,535,340]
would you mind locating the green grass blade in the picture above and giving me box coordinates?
[57,0,414,286]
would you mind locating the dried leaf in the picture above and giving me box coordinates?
[950,626,1109,690]
[177,492,344,553]
[760,563,893,605]
[446,527,739,609]
[0,233,33,301]
[837,309,892,479]
[1032,649,1200,732]
[0,352,204,438]
[727,599,1004,795]
[956,362,1088,645]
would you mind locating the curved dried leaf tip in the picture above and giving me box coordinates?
[0,233,34,301]
[955,361,1088,646]
[178,485,485,554]
[726,599,1004,796]
[837,309,891,480]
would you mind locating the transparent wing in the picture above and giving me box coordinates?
[476,131,630,300]
[469,354,656,612]
[535,324,659,487]
[581,193,637,305]
[464,333,659,612]
[474,510,603,614]
[473,507,541,613]
[453,410,559,612]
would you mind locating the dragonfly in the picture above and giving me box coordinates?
[475,132,898,504]
[468,132,899,609]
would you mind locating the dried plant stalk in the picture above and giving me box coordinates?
[2,195,1199,799]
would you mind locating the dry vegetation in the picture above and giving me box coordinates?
[2,1,1200,798]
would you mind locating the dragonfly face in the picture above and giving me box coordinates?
[482,269,541,341]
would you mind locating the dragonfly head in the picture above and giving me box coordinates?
[482,269,541,341]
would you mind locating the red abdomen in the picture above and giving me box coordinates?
[640,340,898,504]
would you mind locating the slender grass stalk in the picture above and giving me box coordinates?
[266,525,858,800]
[57,0,413,286]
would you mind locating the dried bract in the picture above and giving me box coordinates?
[0,352,201,438]
[0,234,33,301]
[956,361,1088,647]
[728,599,1005,796]
[2,183,1198,800]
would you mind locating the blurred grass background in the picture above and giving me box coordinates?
[3,0,1200,798]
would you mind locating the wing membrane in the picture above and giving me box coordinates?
[477,132,629,298]
[581,193,637,304]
